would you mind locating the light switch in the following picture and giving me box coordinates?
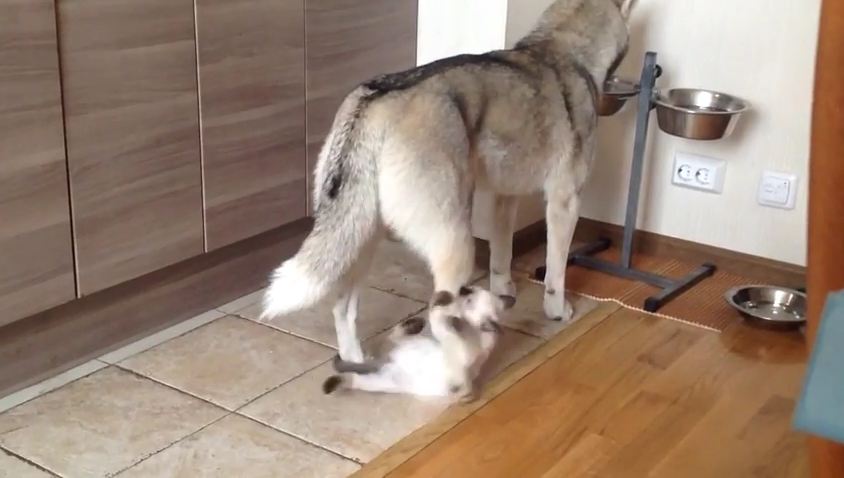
[758,171,798,210]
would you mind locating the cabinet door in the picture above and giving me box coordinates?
[196,0,307,250]
[0,0,75,325]
[59,0,203,294]
[305,0,418,210]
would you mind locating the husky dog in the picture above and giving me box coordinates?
[323,286,513,401]
[262,0,637,362]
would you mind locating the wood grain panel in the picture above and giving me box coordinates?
[196,0,307,250]
[305,0,418,211]
[808,0,844,474]
[0,0,75,325]
[58,0,203,294]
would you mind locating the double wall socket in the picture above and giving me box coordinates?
[672,152,726,194]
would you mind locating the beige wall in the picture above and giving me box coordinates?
[416,0,511,240]
[416,0,508,65]
[422,0,820,266]
[504,0,820,266]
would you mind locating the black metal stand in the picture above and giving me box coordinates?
[534,52,716,313]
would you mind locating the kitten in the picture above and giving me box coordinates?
[322,286,514,401]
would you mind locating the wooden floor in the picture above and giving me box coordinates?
[377,307,809,477]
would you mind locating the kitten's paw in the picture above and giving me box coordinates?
[459,389,479,404]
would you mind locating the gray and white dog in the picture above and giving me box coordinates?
[262,0,636,362]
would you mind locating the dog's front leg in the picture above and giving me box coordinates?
[333,285,365,362]
[543,188,580,321]
[489,194,519,299]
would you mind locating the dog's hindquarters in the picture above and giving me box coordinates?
[377,93,476,294]
[262,87,383,324]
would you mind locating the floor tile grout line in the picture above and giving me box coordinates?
[108,412,234,477]
[233,303,430,351]
[99,312,226,365]
[0,361,108,416]
[222,283,429,320]
[110,351,335,417]
[110,363,236,411]
[1,444,64,477]
[232,356,334,413]
[234,411,364,465]
[232,314,341,349]
[367,285,429,304]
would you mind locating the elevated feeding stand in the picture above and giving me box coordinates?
[535,52,716,313]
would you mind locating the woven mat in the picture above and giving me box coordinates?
[520,246,752,332]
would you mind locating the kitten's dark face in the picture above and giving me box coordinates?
[429,286,513,332]
[456,286,513,328]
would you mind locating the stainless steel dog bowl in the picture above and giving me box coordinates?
[724,285,807,329]
[655,88,749,140]
[597,77,640,116]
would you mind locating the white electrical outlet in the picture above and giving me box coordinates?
[758,171,798,210]
[672,152,726,193]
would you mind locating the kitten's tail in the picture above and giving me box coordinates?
[323,356,383,394]
[323,375,345,394]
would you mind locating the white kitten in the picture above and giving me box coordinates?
[322,286,514,401]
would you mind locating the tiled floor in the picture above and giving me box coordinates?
[0,241,598,478]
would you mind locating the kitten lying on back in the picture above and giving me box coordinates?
[322,286,514,402]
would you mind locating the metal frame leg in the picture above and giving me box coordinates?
[642,263,716,312]
[621,52,659,269]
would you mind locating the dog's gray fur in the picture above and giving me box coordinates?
[262,0,636,362]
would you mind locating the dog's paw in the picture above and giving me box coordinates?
[490,272,517,298]
[544,292,574,322]
[338,343,365,363]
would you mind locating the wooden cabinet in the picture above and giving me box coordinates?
[0,0,75,325]
[58,0,204,294]
[305,0,418,209]
[0,0,418,326]
[196,0,307,250]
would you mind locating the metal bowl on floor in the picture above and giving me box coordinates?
[724,285,807,330]
[655,88,749,140]
[597,77,640,116]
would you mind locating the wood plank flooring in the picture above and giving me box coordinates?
[378,307,809,477]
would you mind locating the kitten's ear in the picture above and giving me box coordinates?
[432,291,454,307]
[499,295,517,310]
[448,316,468,333]
[400,317,426,335]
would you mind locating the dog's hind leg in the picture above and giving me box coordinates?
[543,186,580,322]
[429,226,475,294]
[489,194,519,299]
[333,285,365,362]
[332,236,380,362]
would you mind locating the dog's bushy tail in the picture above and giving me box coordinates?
[261,87,381,319]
